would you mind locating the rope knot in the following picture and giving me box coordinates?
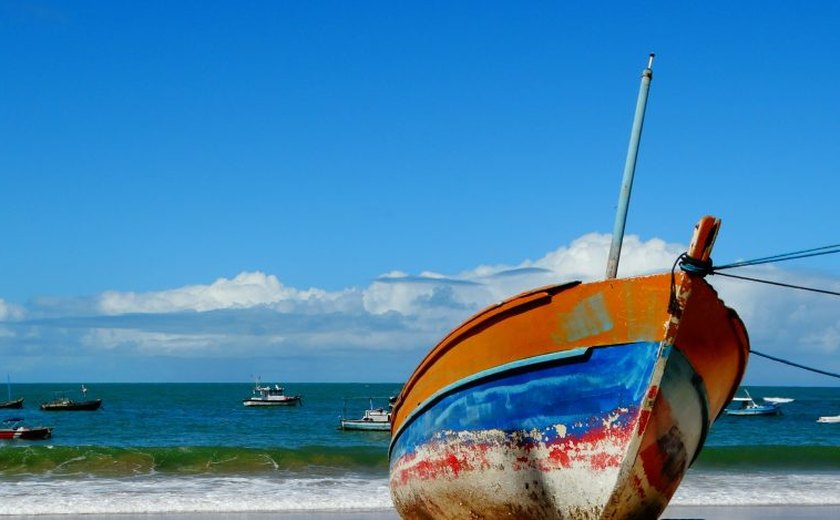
[678,253,713,277]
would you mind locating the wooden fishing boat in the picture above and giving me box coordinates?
[40,396,102,411]
[388,217,749,519]
[388,57,750,519]
[41,385,102,411]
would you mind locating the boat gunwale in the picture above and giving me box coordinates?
[390,281,581,422]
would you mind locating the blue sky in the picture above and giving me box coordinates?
[1,1,838,385]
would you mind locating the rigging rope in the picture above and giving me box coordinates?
[714,244,840,271]
[676,243,840,379]
[750,349,840,379]
[713,271,840,296]
[686,242,840,297]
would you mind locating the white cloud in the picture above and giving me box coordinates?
[362,233,684,317]
[0,298,25,321]
[712,267,840,359]
[98,271,342,315]
[2,232,838,384]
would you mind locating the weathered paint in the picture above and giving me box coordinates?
[389,268,749,519]
[390,343,660,518]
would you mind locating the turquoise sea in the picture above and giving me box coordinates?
[1,383,838,515]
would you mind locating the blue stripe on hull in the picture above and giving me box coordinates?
[390,341,661,465]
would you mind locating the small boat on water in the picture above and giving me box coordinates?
[388,57,750,519]
[40,385,102,411]
[724,389,782,416]
[1,376,23,409]
[41,397,102,411]
[817,415,840,424]
[339,397,394,432]
[0,417,53,440]
[0,397,24,409]
[242,381,302,407]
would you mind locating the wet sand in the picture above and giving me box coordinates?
[6,506,840,520]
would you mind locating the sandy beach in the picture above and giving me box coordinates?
[6,506,840,520]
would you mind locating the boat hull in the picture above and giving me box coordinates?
[242,397,301,407]
[725,406,780,416]
[40,399,102,411]
[0,397,24,409]
[0,427,53,440]
[389,273,748,519]
[340,419,391,431]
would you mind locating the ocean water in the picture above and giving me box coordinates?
[0,383,838,515]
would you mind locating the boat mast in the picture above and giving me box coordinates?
[605,53,655,279]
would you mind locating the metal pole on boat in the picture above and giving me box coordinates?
[606,53,655,279]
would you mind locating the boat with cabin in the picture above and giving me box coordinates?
[339,397,394,431]
[40,385,102,411]
[0,417,53,440]
[817,415,840,424]
[724,389,782,416]
[242,380,302,407]
[388,56,750,519]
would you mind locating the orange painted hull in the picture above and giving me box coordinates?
[389,272,749,519]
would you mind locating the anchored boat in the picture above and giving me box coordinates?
[40,385,102,411]
[724,389,782,416]
[388,56,750,519]
[0,397,24,409]
[339,397,395,432]
[0,417,53,440]
[242,381,302,407]
[1,376,23,409]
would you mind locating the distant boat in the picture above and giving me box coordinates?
[1,376,23,409]
[242,380,301,407]
[724,389,781,416]
[41,396,102,411]
[338,397,394,432]
[40,385,102,412]
[817,415,840,424]
[0,417,53,440]
[0,397,24,409]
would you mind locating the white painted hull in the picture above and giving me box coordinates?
[242,398,300,407]
[339,417,390,431]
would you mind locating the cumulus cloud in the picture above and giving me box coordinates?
[0,298,25,321]
[712,266,840,358]
[1,232,838,384]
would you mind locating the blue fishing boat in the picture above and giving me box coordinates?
[725,389,782,416]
